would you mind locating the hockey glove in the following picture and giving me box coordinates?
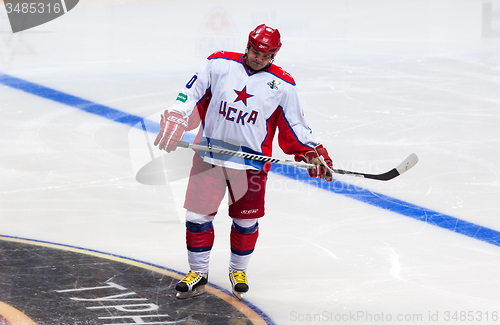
[295,145,334,182]
[154,111,188,152]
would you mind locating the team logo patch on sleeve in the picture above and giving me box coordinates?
[176,93,188,103]
[267,80,281,90]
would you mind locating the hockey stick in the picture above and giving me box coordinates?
[177,141,418,181]
[333,154,419,181]
[177,141,314,169]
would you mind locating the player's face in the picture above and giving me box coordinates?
[245,47,273,70]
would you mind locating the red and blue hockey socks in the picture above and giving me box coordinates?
[229,219,259,272]
[186,220,214,273]
[184,213,260,273]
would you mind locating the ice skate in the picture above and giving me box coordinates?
[175,271,208,299]
[229,271,249,300]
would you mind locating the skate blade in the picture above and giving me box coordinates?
[176,285,206,299]
[232,290,245,300]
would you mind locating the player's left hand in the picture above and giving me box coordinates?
[295,145,334,182]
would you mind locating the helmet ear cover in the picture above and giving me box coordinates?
[247,24,282,57]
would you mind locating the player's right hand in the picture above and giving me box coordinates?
[294,144,334,182]
[154,110,188,152]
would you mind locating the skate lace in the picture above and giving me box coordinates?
[231,271,247,284]
[181,271,201,284]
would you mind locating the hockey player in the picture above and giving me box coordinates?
[154,24,333,300]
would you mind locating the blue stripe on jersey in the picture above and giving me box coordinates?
[197,137,266,170]
[277,106,315,151]
[264,70,296,86]
[207,51,242,64]
[196,87,211,106]
[207,52,256,78]
[207,51,296,84]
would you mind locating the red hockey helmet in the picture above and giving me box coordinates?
[247,24,282,56]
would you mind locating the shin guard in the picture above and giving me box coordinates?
[186,221,215,253]
[230,221,259,257]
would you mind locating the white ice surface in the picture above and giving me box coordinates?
[2,0,500,324]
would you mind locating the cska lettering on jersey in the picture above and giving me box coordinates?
[219,100,258,126]
[171,50,317,164]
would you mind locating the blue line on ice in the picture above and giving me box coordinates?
[2,72,499,248]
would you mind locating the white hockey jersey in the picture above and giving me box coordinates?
[171,51,318,170]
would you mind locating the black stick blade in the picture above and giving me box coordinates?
[333,153,419,181]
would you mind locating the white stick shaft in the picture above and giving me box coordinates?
[177,141,314,169]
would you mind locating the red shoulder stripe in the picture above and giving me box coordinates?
[266,64,296,85]
[208,51,243,62]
